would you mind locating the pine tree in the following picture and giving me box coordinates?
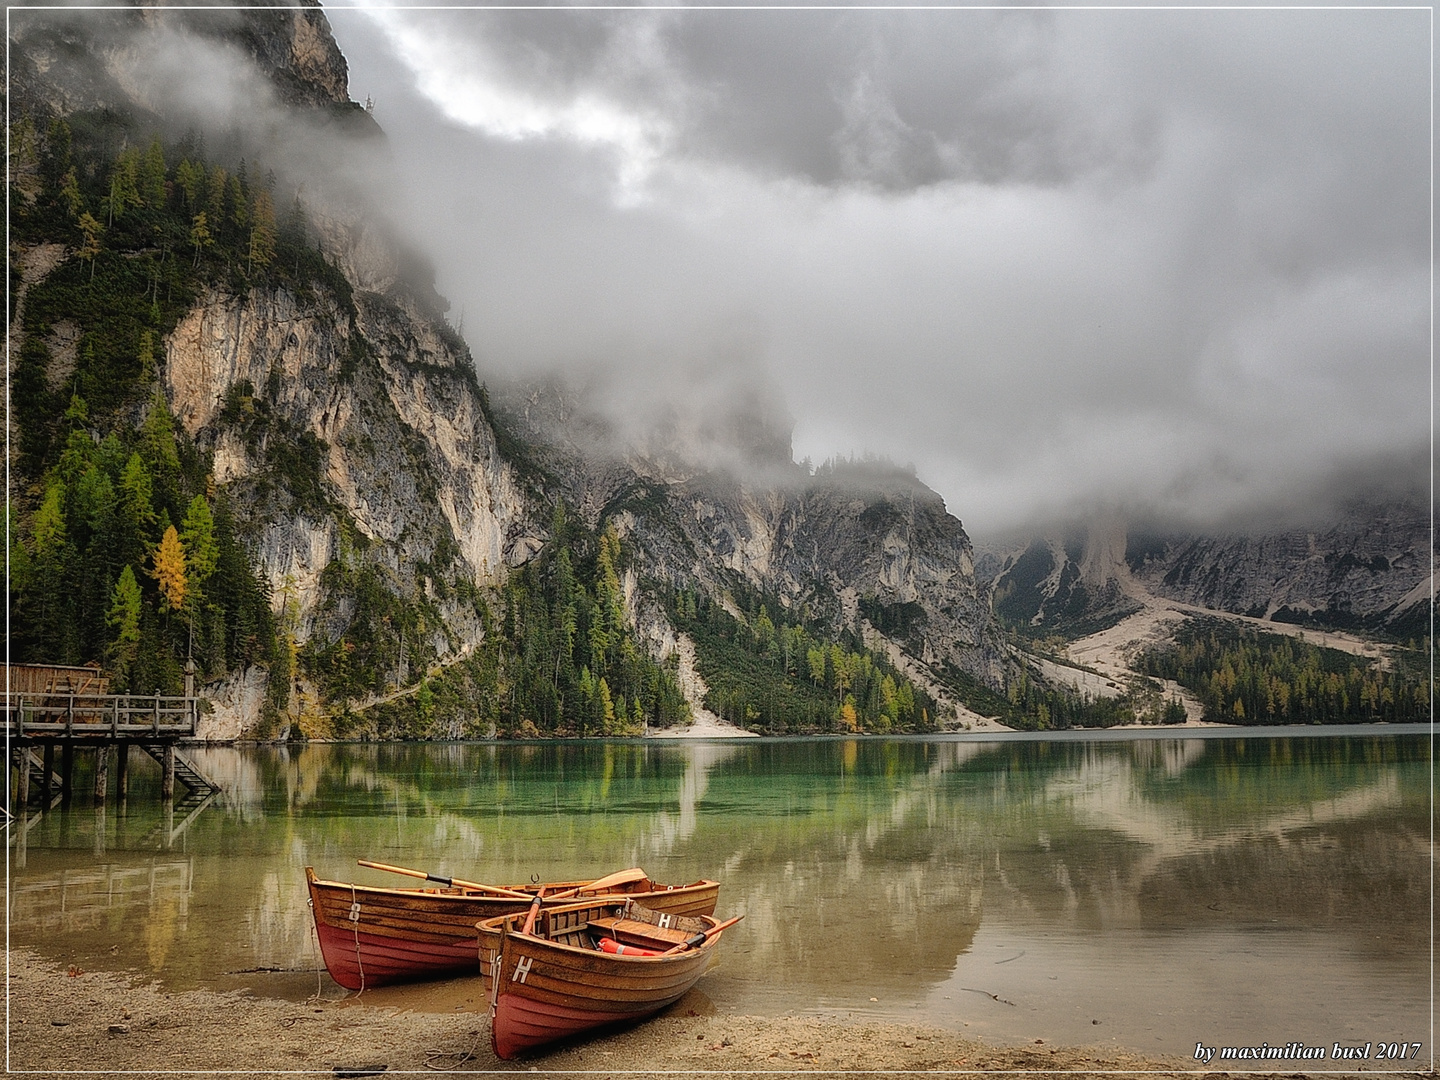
[189,211,212,266]
[139,137,166,208]
[174,159,202,207]
[106,565,143,686]
[152,525,187,610]
[180,495,219,589]
[39,119,72,194]
[59,169,82,218]
[77,212,104,281]
[105,148,140,224]
[205,166,228,220]
[248,189,277,271]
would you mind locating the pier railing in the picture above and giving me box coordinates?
[4,692,197,738]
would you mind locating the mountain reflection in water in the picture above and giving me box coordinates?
[9,730,1429,1062]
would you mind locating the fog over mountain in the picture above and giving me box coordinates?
[323,6,1429,538]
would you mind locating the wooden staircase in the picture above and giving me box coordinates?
[138,744,219,797]
[10,747,62,807]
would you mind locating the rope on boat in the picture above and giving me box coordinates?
[422,1030,485,1072]
[349,882,367,994]
[305,896,324,1004]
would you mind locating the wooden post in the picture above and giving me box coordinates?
[13,804,28,870]
[41,743,54,803]
[93,744,110,803]
[161,744,175,801]
[15,746,30,809]
[60,741,75,806]
[116,743,130,801]
[184,658,198,735]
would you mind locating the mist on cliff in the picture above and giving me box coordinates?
[319,7,1427,539]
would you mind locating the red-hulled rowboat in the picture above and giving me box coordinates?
[305,866,719,990]
[479,898,739,1060]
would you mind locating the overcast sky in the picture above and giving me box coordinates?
[322,6,1429,539]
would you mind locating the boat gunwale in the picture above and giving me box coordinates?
[478,900,724,964]
[305,866,719,906]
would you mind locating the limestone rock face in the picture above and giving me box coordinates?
[162,285,535,648]
[979,517,1143,636]
[980,500,1431,640]
[1126,499,1431,637]
[497,385,1009,702]
[9,5,358,120]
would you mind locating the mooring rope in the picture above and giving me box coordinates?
[422,1028,486,1072]
[349,882,367,994]
[305,896,324,1004]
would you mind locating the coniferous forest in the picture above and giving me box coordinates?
[8,111,333,719]
[1134,618,1430,725]
[670,583,940,734]
[7,110,701,739]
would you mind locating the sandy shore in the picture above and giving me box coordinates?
[3,948,1231,1078]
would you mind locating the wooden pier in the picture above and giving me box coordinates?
[6,662,219,810]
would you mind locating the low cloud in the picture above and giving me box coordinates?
[26,6,1423,539]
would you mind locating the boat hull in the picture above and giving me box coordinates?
[305,868,718,991]
[480,900,722,1060]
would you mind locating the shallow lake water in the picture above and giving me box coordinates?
[8,725,1432,1067]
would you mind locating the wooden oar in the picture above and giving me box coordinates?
[544,866,649,901]
[357,859,532,900]
[520,887,546,935]
[661,914,743,955]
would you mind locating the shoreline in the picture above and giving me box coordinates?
[8,949,1204,1077]
[207,720,1429,748]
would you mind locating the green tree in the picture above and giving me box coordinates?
[180,495,219,590]
[248,189,277,271]
[174,159,202,207]
[139,137,166,208]
[59,169,83,218]
[106,564,143,686]
[77,212,104,281]
[105,147,141,224]
[189,211,213,266]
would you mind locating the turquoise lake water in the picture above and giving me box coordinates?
[8,726,1432,1065]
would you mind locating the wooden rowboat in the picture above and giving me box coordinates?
[479,899,732,1060]
[304,867,719,990]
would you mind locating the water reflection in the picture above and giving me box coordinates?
[8,731,1429,1062]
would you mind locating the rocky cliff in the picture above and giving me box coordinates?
[980,498,1431,641]
[1126,499,1431,639]
[496,382,1009,720]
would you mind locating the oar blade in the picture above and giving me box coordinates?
[573,866,649,896]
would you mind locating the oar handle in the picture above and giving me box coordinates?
[662,914,743,955]
[520,889,545,936]
[357,860,531,899]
